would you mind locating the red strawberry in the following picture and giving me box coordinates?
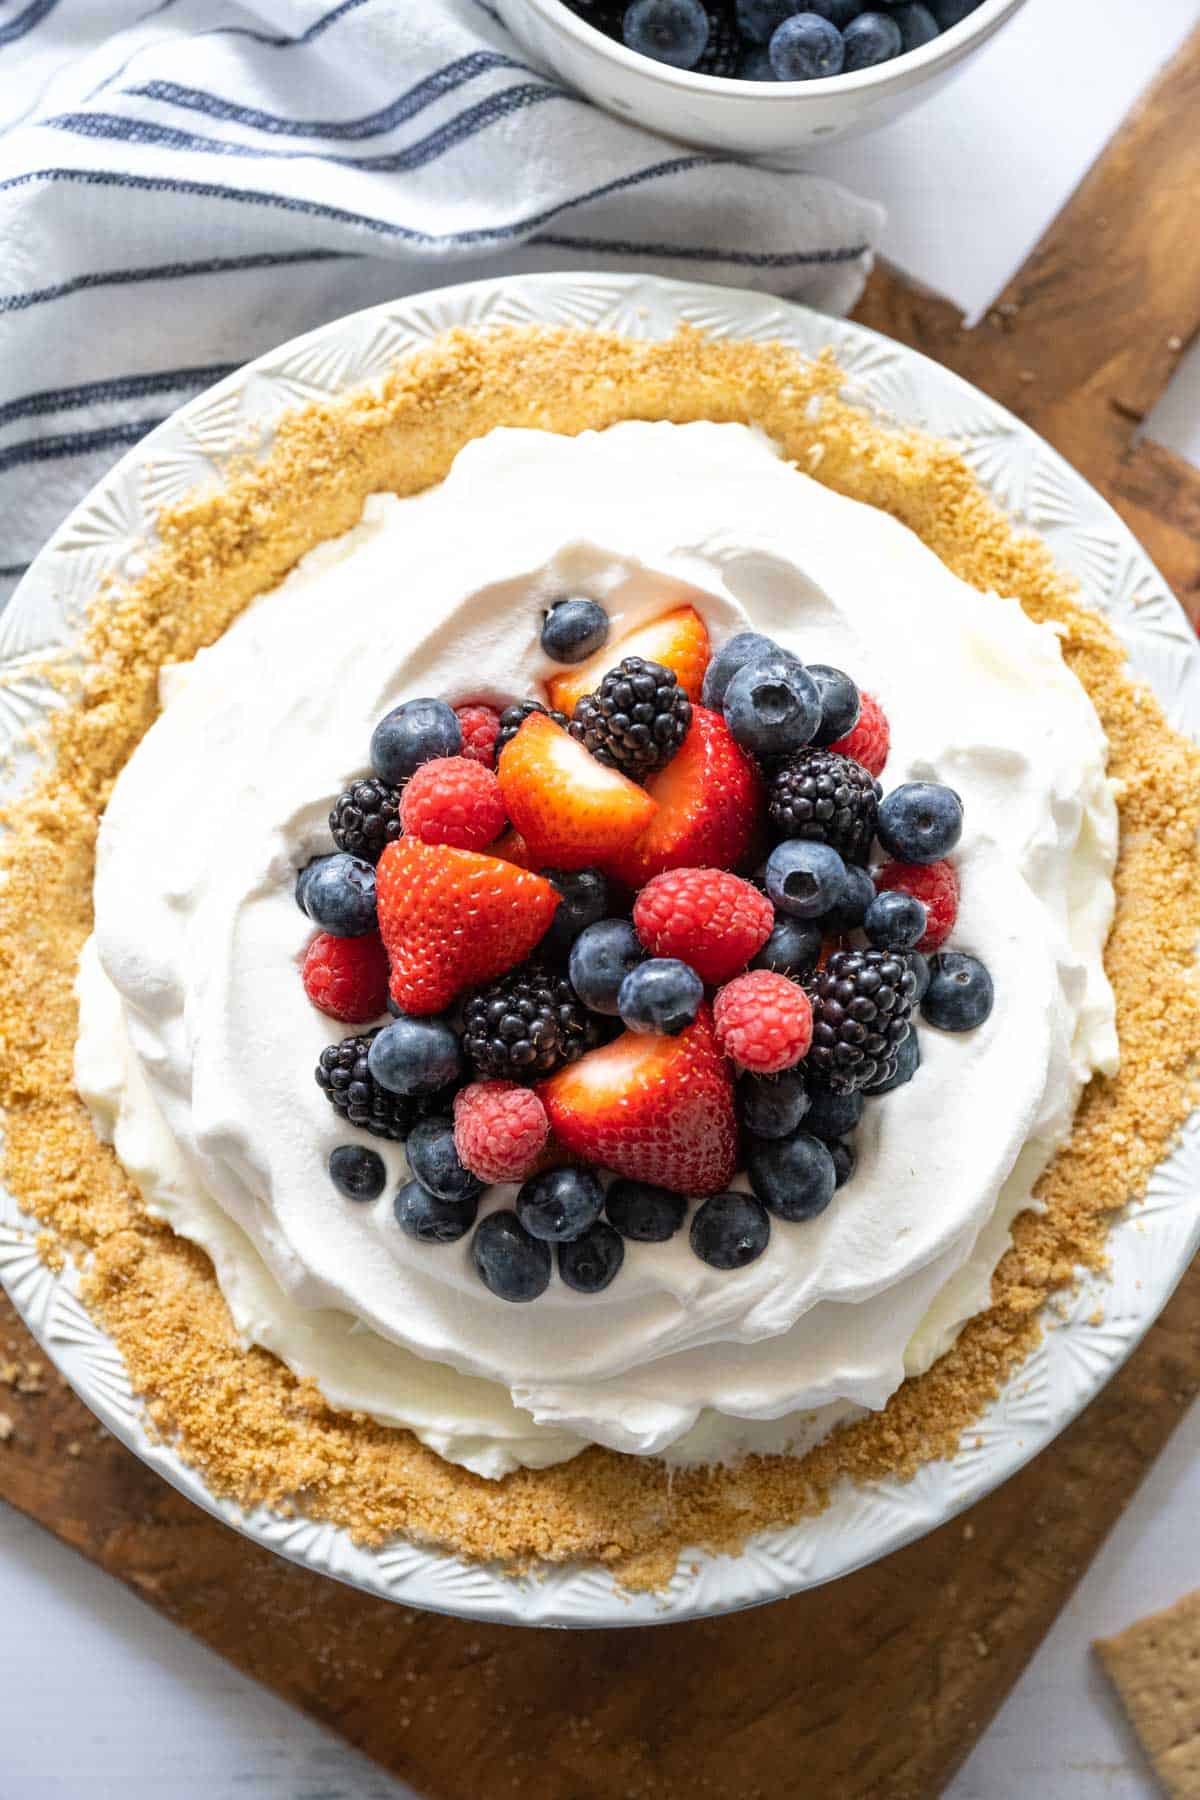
[607,706,764,888]
[874,858,959,951]
[490,826,538,869]
[830,690,890,779]
[547,605,710,716]
[376,838,559,1014]
[454,703,502,769]
[497,711,657,871]
[301,931,390,1024]
[539,1005,736,1195]
[399,755,506,851]
[633,868,773,985]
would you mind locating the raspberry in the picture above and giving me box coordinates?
[874,858,959,951]
[398,755,507,851]
[830,690,890,780]
[713,970,813,1074]
[633,868,773,986]
[302,931,389,1024]
[455,704,501,769]
[453,1081,549,1184]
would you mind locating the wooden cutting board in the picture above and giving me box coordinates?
[3,31,1199,1800]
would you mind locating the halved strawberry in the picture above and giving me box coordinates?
[606,706,764,888]
[547,604,710,716]
[497,712,657,872]
[490,826,538,869]
[376,838,559,1015]
[539,1005,736,1196]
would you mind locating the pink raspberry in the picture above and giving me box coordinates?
[830,690,890,779]
[453,1081,549,1184]
[633,867,774,986]
[302,931,389,1024]
[874,858,959,951]
[713,970,813,1074]
[455,703,502,769]
[399,755,506,851]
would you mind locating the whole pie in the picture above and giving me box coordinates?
[2,324,1198,1589]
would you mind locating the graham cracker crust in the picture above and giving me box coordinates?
[2,326,1199,1590]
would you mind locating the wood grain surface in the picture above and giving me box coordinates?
[3,26,1200,1800]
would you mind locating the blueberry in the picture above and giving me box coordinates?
[559,1221,625,1293]
[929,0,982,25]
[472,1211,552,1301]
[294,861,317,914]
[803,1083,863,1140]
[830,1137,856,1188]
[769,13,845,79]
[724,654,822,758]
[765,839,847,919]
[394,1180,478,1244]
[623,0,709,67]
[539,866,609,958]
[370,697,460,786]
[921,952,993,1032]
[735,0,801,44]
[405,1116,482,1202]
[618,958,703,1036]
[891,2,939,50]
[541,598,609,664]
[690,1192,771,1270]
[864,889,927,951]
[568,918,643,1015]
[605,1179,687,1242]
[700,631,789,711]
[876,781,962,864]
[841,10,902,67]
[864,1021,921,1093]
[368,1015,462,1096]
[748,1130,837,1221]
[751,916,823,979]
[739,1068,810,1139]
[830,862,875,929]
[826,0,864,20]
[738,45,777,77]
[300,853,377,936]
[328,1144,386,1202]
[908,950,931,1004]
[808,664,861,746]
[517,1165,605,1242]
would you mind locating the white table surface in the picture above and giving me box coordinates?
[4,3,1200,1795]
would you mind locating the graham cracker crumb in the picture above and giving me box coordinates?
[0,1414,13,1443]
[1096,1589,1200,1797]
[1,325,1198,1585]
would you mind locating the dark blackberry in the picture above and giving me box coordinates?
[316,1029,450,1140]
[695,2,740,74]
[569,656,691,779]
[495,698,569,761]
[329,777,402,864]
[766,747,880,866]
[806,948,917,1093]
[560,0,625,35]
[462,963,604,1081]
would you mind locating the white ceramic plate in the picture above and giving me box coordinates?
[2,273,1198,1630]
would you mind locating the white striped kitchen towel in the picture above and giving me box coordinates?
[0,0,882,605]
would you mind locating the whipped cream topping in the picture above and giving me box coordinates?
[75,422,1118,1478]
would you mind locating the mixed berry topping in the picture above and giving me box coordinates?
[297,592,994,1302]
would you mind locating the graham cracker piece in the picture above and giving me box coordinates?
[1096,1589,1200,1797]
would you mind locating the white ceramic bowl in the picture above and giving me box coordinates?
[494,0,1027,155]
[3,272,1198,1629]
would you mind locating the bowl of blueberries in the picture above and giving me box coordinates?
[494,0,1025,154]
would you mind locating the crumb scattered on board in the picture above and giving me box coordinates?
[1097,1589,1200,1797]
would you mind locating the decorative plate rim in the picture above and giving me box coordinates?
[2,271,1198,1630]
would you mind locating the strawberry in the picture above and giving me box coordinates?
[376,838,559,1015]
[490,826,538,869]
[546,605,710,716]
[539,1005,737,1195]
[496,711,657,871]
[606,706,764,888]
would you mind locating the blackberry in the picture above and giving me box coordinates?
[766,747,880,866]
[495,698,568,761]
[329,777,402,863]
[561,0,625,34]
[316,1029,449,1140]
[695,2,740,74]
[462,963,604,1081]
[569,656,691,779]
[806,948,917,1093]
